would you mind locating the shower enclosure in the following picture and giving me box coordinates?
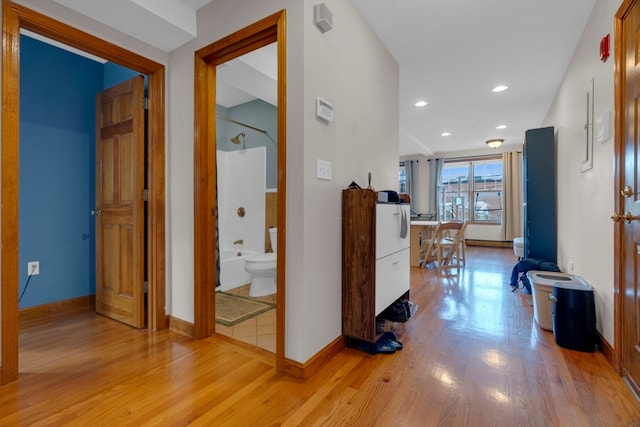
[216,146,266,291]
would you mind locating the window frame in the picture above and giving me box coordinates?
[440,155,503,224]
[399,161,407,194]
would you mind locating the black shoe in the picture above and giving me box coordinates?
[375,336,396,354]
[382,331,403,350]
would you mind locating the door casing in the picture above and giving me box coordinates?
[1,0,167,384]
[193,10,287,374]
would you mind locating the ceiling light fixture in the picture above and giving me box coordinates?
[441,132,451,136]
[492,85,508,92]
[496,125,507,129]
[485,138,504,149]
[415,101,428,107]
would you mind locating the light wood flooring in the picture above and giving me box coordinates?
[2,246,639,426]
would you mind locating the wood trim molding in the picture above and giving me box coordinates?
[192,53,216,340]
[169,316,194,338]
[612,0,630,376]
[1,0,167,384]
[18,295,95,322]
[1,2,21,384]
[274,8,287,378]
[596,330,615,369]
[147,66,167,331]
[282,336,345,382]
[193,10,287,373]
[465,240,513,248]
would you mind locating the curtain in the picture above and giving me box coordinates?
[427,157,444,220]
[405,160,418,204]
[501,151,523,241]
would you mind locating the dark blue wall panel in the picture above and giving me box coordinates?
[103,61,145,91]
[19,35,103,308]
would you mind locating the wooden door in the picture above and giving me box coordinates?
[618,0,640,395]
[95,76,145,328]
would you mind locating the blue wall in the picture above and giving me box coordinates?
[19,35,138,308]
[219,99,278,188]
[103,61,147,91]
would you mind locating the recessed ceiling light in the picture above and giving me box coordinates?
[415,101,428,107]
[496,125,507,129]
[441,132,451,137]
[492,85,508,92]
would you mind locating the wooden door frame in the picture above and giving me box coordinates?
[1,0,167,385]
[193,10,287,373]
[614,0,633,377]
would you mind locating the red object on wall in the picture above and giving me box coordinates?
[600,34,610,62]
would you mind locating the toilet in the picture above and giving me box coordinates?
[244,227,277,297]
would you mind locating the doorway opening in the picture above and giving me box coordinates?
[192,10,287,373]
[1,1,166,385]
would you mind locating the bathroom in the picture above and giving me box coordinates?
[215,51,278,351]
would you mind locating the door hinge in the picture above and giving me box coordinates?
[143,189,149,201]
[144,98,149,110]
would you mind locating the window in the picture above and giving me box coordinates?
[399,161,407,193]
[440,157,503,223]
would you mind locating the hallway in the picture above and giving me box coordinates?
[1,246,638,425]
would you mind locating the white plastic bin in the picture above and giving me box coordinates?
[513,237,524,259]
[525,271,590,331]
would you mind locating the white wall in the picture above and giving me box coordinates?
[543,0,617,345]
[297,1,399,360]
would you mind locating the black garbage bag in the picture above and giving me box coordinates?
[510,258,561,293]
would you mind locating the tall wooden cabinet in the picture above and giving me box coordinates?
[342,188,410,345]
[523,126,557,263]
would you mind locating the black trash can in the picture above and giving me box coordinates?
[551,280,596,352]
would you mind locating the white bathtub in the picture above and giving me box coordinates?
[218,249,259,291]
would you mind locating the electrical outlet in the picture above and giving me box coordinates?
[27,261,40,276]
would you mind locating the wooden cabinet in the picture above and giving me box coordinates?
[523,126,557,263]
[342,188,410,344]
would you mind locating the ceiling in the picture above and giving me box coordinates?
[49,0,597,156]
[352,0,597,156]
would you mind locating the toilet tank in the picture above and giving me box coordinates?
[269,228,277,252]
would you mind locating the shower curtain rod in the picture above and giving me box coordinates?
[216,114,267,134]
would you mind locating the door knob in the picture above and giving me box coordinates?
[611,211,633,223]
[622,185,634,198]
[95,209,102,216]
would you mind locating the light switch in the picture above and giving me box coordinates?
[316,159,332,180]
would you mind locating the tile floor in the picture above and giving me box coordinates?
[215,284,276,353]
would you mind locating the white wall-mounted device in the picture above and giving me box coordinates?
[314,3,333,33]
[316,97,334,122]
